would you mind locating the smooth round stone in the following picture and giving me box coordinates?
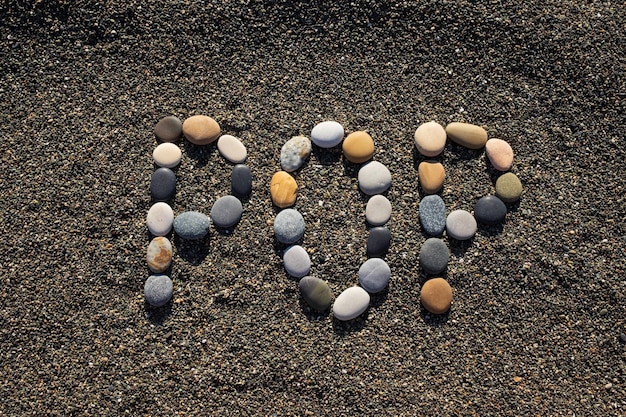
[342,131,375,163]
[283,245,311,278]
[358,161,392,195]
[445,122,488,149]
[311,121,344,148]
[414,121,446,157]
[419,195,446,236]
[474,195,507,225]
[420,277,452,314]
[274,209,305,244]
[299,276,333,311]
[154,115,182,142]
[173,211,211,240]
[182,115,221,145]
[485,138,514,171]
[217,134,247,163]
[419,238,449,275]
[495,172,523,202]
[418,161,445,194]
[152,143,182,168]
[446,210,477,240]
[147,236,172,273]
[144,274,173,307]
[365,194,392,226]
[146,202,174,236]
[210,195,243,228]
[333,286,370,321]
[270,171,297,208]
[280,136,311,172]
[150,167,176,201]
[231,164,252,197]
[367,226,391,257]
[358,258,391,293]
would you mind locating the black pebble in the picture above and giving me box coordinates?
[474,195,507,225]
[231,164,252,197]
[151,167,176,201]
[419,238,449,275]
[367,226,391,257]
[619,333,626,344]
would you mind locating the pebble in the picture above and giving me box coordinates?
[144,274,173,307]
[217,134,247,163]
[280,136,311,172]
[333,286,370,321]
[420,277,452,314]
[152,143,182,168]
[419,195,446,236]
[150,167,176,201]
[365,194,392,226]
[231,164,252,197]
[495,172,523,202]
[311,121,345,148]
[173,211,211,240]
[414,121,446,157]
[154,115,182,142]
[270,171,298,208]
[283,245,311,278]
[419,238,449,275]
[446,210,477,240]
[210,195,243,228]
[182,115,221,145]
[358,161,392,195]
[474,195,507,225]
[146,202,174,236]
[146,236,172,273]
[485,138,514,171]
[367,226,391,257]
[418,161,445,194]
[342,131,375,163]
[619,333,626,344]
[445,122,488,149]
[358,258,391,293]
[274,209,305,244]
[298,276,333,311]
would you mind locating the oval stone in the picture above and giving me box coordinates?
[358,161,392,195]
[182,115,221,145]
[419,195,446,236]
[270,171,297,208]
[485,138,514,171]
[420,277,452,314]
[365,194,392,226]
[419,238,449,275]
[147,236,173,273]
[414,121,446,157]
[152,142,182,168]
[274,209,305,244]
[474,195,507,225]
[299,276,333,311]
[418,161,445,194]
[367,226,391,257]
[283,245,311,278]
[495,172,523,202]
[333,286,370,321]
[150,167,176,201]
[146,202,174,236]
[144,274,173,307]
[342,131,375,163]
[154,115,182,143]
[311,121,345,148]
[231,164,252,197]
[446,210,477,240]
[217,134,247,163]
[358,258,391,293]
[210,195,243,228]
[173,211,211,240]
[445,122,488,149]
[281,136,311,172]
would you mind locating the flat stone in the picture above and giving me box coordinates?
[419,195,446,236]
[419,238,449,275]
[154,115,182,142]
[281,136,311,172]
[182,115,221,145]
[311,121,344,148]
[496,172,523,202]
[150,167,176,201]
[146,202,174,236]
[446,210,477,240]
[333,286,370,321]
[217,134,247,163]
[270,171,297,208]
[152,143,182,168]
[420,277,452,314]
[210,195,243,228]
[445,122,488,149]
[418,161,445,194]
[485,138,514,171]
[358,161,392,195]
[474,195,507,225]
[358,258,391,293]
[299,276,333,311]
[283,245,311,278]
[414,121,446,157]
[365,194,392,226]
[274,209,305,244]
[147,236,172,273]
[342,131,375,163]
[144,274,173,307]
[367,226,391,257]
[231,164,252,197]
[173,211,211,240]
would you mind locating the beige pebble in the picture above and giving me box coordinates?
[414,121,446,157]
[445,122,488,149]
[270,171,298,208]
[182,115,221,145]
[152,143,182,168]
[418,161,445,194]
[342,131,375,163]
[485,138,514,171]
[154,116,182,143]
[420,277,452,314]
[147,237,173,273]
[217,134,247,163]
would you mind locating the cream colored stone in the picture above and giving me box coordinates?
[414,121,446,157]
[217,134,247,163]
[152,143,182,168]
[485,138,514,171]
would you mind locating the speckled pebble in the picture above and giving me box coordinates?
[446,210,477,241]
[358,161,392,195]
[358,258,391,293]
[154,115,182,142]
[496,172,523,202]
[280,136,311,172]
[150,167,176,201]
[217,134,247,163]
[231,164,252,197]
[146,202,174,236]
[283,245,311,278]
[419,238,449,275]
[173,211,211,240]
[152,143,182,168]
[333,286,370,321]
[365,194,392,226]
[367,226,391,257]
[420,277,453,314]
[419,195,446,236]
[210,195,243,228]
[144,274,173,307]
[311,121,344,148]
[147,236,172,273]
[299,276,333,311]
[474,195,507,225]
[274,208,305,244]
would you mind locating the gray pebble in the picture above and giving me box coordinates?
[150,167,176,201]
[358,258,391,293]
[154,115,182,142]
[231,164,252,197]
[365,194,392,226]
[173,211,211,240]
[144,274,173,307]
[474,195,507,225]
[446,210,477,241]
[358,161,392,195]
[367,226,391,257]
[210,195,243,228]
[419,238,449,275]
[274,209,305,244]
[283,245,311,278]
[280,136,311,172]
[419,195,446,236]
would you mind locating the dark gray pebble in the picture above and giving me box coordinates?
[173,211,211,240]
[419,238,449,275]
[150,167,176,201]
[210,195,243,228]
[367,226,391,257]
[231,164,252,197]
[419,195,446,236]
[144,274,173,307]
[298,276,333,311]
[620,333,626,344]
[474,195,507,225]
